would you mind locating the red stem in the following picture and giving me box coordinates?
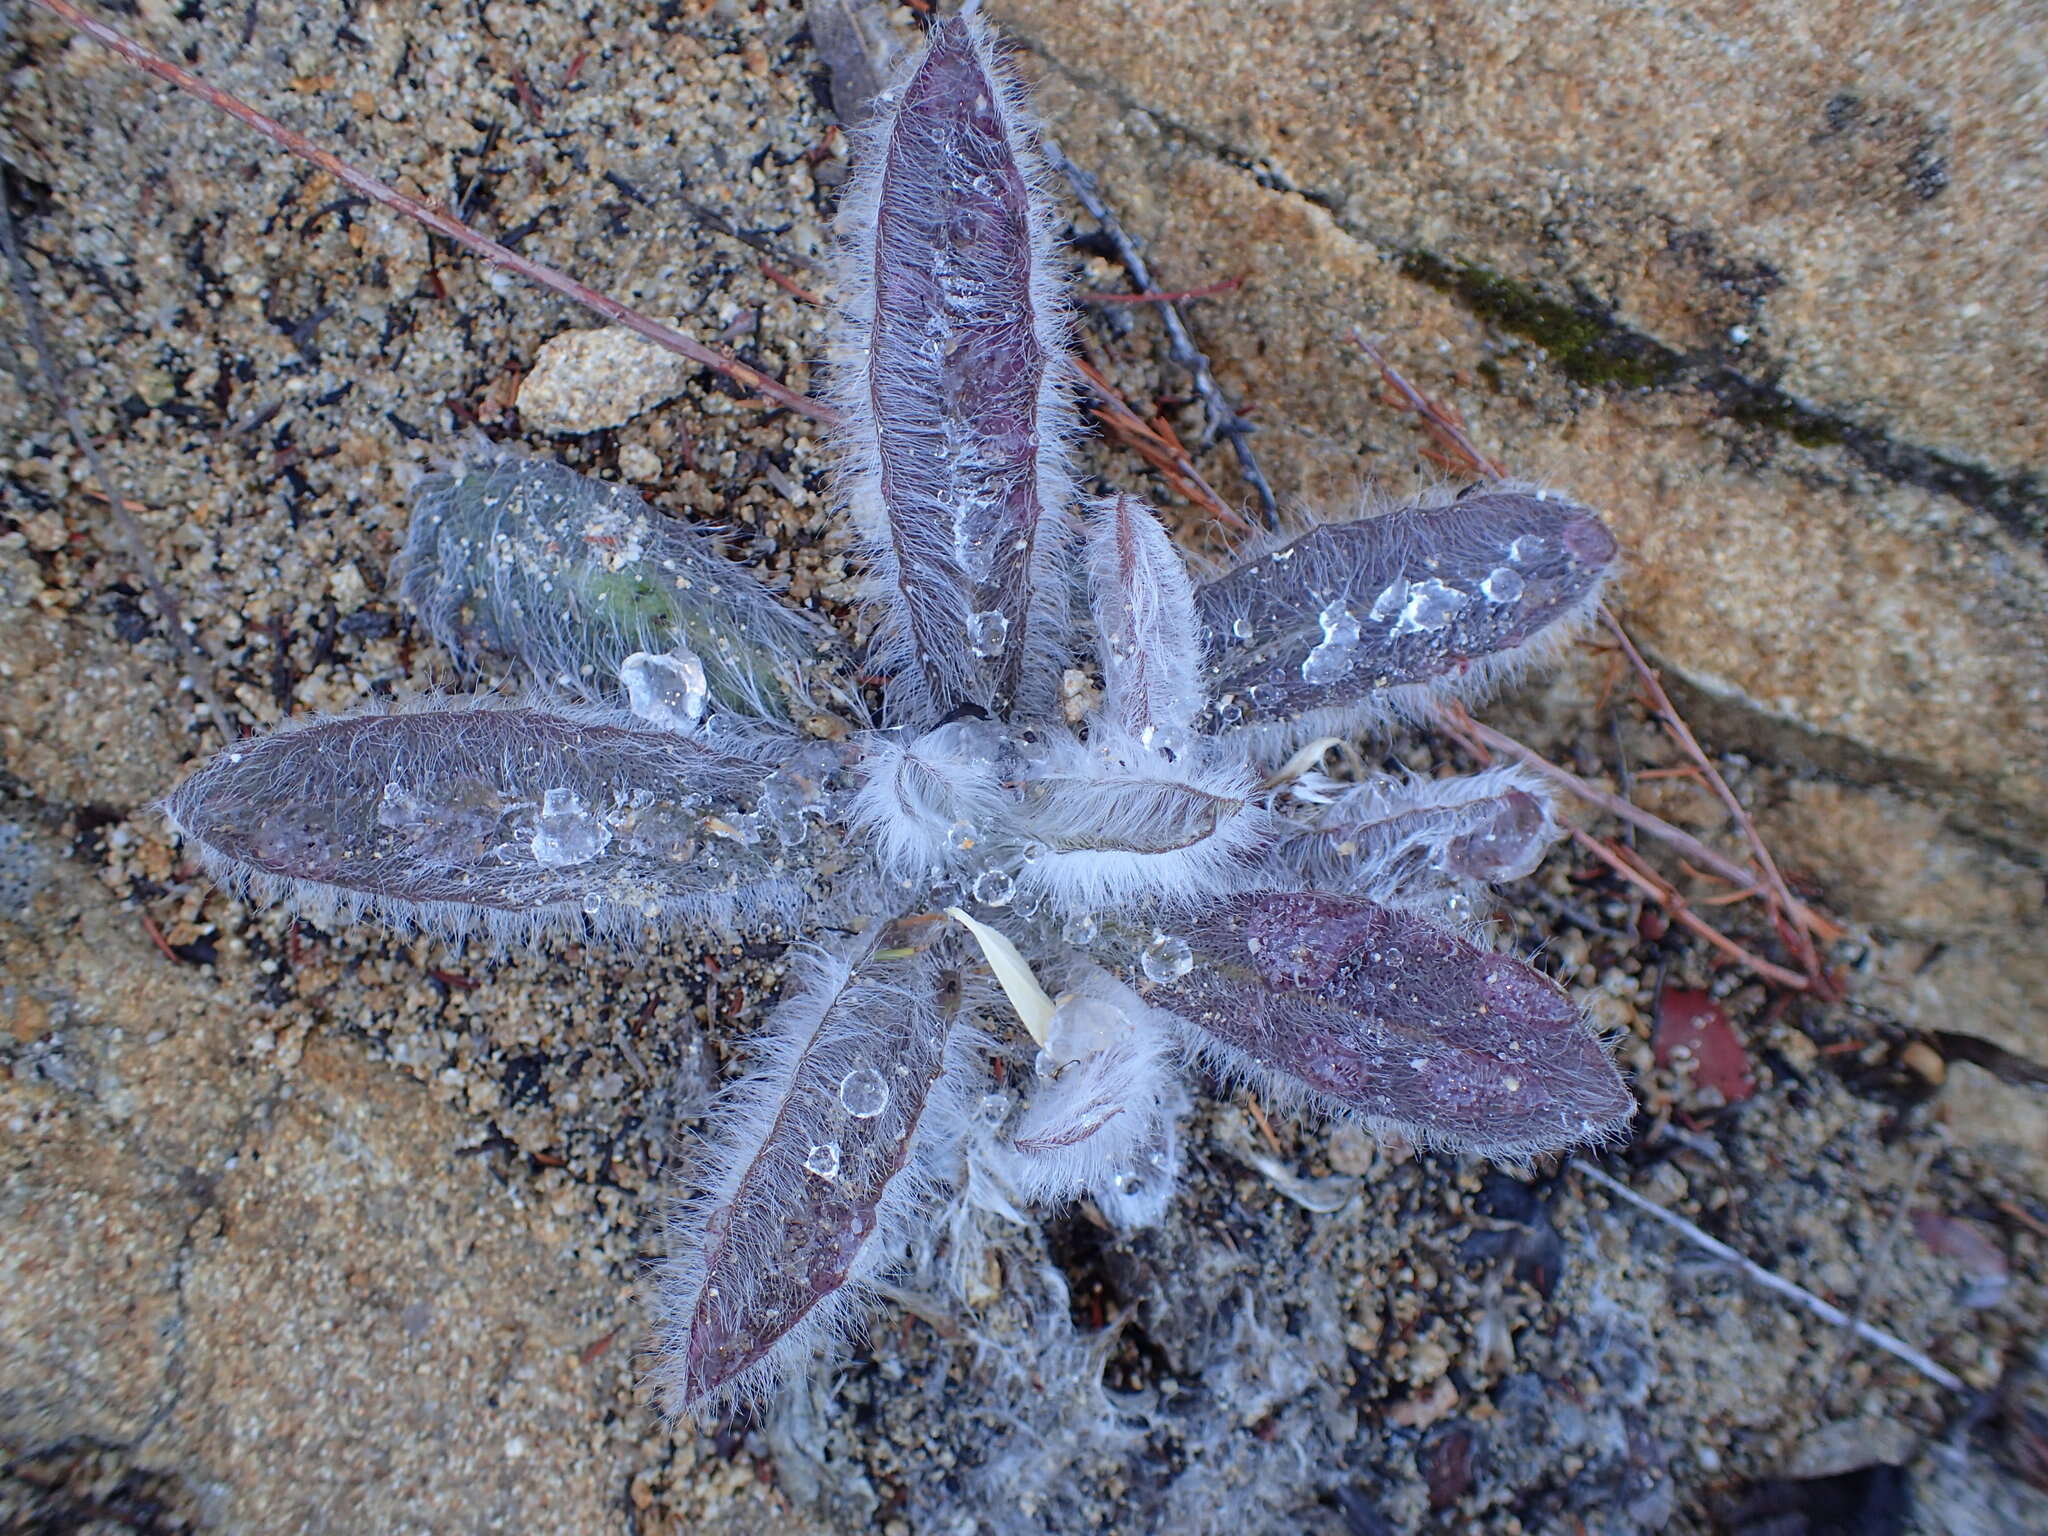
[29,0,840,428]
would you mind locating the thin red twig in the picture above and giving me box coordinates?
[1350,329,1504,478]
[30,0,837,428]
[758,259,824,306]
[1076,355,1251,533]
[1356,333,1840,994]
[1572,830,1811,990]
[139,912,181,963]
[1600,609,1827,985]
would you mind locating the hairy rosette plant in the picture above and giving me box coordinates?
[161,8,1631,1419]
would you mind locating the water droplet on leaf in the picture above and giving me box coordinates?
[1142,932,1194,983]
[1481,566,1524,603]
[619,648,708,731]
[967,608,1010,657]
[531,787,611,867]
[803,1142,841,1179]
[837,1066,890,1119]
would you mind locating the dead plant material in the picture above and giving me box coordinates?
[1075,354,1252,533]
[1353,332,1841,996]
[31,0,835,427]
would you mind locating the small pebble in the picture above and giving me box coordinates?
[1900,1039,1947,1086]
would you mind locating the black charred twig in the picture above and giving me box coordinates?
[1050,140,1279,529]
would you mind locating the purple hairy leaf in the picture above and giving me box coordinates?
[653,938,964,1415]
[1196,484,1617,746]
[826,9,1077,721]
[402,444,830,721]
[1086,493,1206,739]
[161,699,805,941]
[1145,891,1633,1159]
[1274,763,1562,901]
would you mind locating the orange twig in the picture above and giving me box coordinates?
[139,912,181,963]
[1076,356,1251,532]
[1350,330,1505,478]
[758,259,824,307]
[31,0,836,427]
[1571,830,1811,991]
[1245,1091,1286,1159]
[1599,610,1828,985]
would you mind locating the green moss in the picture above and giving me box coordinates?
[1399,252,1684,390]
[1715,386,1847,449]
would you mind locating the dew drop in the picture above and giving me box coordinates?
[531,787,611,867]
[946,819,980,852]
[1044,992,1126,1063]
[1141,932,1194,984]
[837,1066,890,1119]
[1368,578,1409,623]
[803,1142,841,1179]
[972,867,1017,907]
[1230,615,1254,641]
[1508,534,1549,563]
[375,781,418,830]
[1394,577,1465,634]
[967,608,1010,658]
[1139,724,1192,762]
[581,892,603,917]
[1062,911,1100,945]
[619,648,708,731]
[1480,566,1525,604]
[1300,601,1362,685]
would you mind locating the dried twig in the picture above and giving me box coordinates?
[1570,829,1812,991]
[1438,707,1833,942]
[1350,329,1505,478]
[1049,140,1278,528]
[1076,355,1251,533]
[758,259,825,307]
[1600,610,1828,987]
[1355,334,1838,992]
[1,160,237,744]
[1819,1136,1939,1411]
[1244,1091,1286,1159]
[1575,1161,1965,1394]
[29,0,836,428]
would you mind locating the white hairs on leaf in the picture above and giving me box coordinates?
[651,937,973,1418]
[1013,728,1270,912]
[1270,761,1562,905]
[822,7,1081,724]
[159,692,806,947]
[1085,493,1207,739]
[988,967,1190,1225]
